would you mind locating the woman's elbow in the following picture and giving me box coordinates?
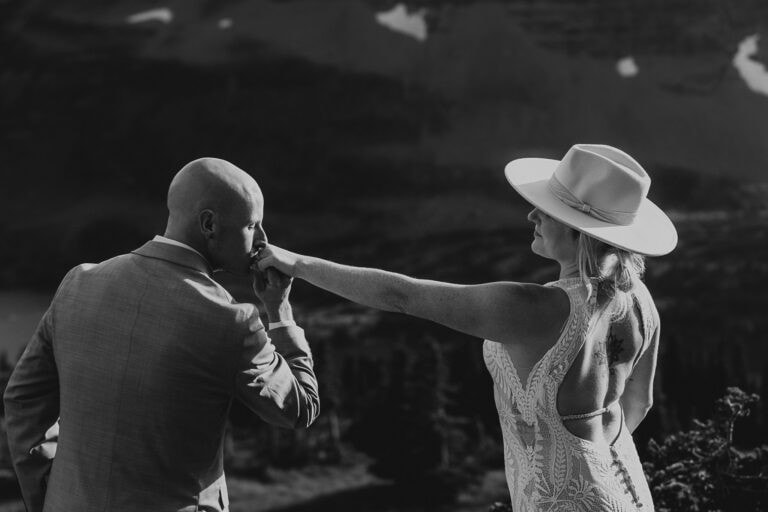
[635,395,653,413]
[636,402,653,429]
[381,283,411,314]
[621,395,653,418]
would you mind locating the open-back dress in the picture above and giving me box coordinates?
[483,277,657,511]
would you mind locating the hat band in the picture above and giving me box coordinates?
[547,175,637,226]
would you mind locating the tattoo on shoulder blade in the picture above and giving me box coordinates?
[606,329,624,375]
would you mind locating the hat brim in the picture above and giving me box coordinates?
[505,158,677,256]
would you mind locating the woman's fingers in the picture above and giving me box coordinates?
[255,245,295,277]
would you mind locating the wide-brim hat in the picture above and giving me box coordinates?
[505,144,677,256]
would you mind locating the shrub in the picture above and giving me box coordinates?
[644,387,768,512]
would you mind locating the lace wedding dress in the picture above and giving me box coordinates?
[483,278,656,511]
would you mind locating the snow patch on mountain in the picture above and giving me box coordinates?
[375,4,428,42]
[617,56,638,77]
[126,8,173,25]
[733,34,768,97]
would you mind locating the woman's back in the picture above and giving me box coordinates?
[483,277,657,511]
[558,278,657,445]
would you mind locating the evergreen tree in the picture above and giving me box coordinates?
[348,332,475,502]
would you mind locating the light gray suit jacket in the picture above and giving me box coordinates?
[4,240,320,512]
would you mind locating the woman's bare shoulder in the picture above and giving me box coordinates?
[507,283,572,341]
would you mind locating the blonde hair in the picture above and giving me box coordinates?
[576,233,645,319]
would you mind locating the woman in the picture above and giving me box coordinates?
[255,144,677,511]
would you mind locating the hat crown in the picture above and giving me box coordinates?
[551,144,650,225]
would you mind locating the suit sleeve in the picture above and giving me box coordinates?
[234,313,320,429]
[3,305,61,512]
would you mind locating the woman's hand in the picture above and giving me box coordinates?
[255,245,301,278]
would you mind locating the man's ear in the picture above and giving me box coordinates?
[200,209,216,239]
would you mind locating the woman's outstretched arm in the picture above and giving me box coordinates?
[255,246,567,345]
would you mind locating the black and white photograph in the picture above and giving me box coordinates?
[1,1,767,511]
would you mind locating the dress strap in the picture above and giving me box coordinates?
[561,398,621,421]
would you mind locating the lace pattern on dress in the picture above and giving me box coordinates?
[483,278,657,512]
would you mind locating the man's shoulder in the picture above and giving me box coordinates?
[58,254,258,323]
[168,278,263,340]
[67,252,135,274]
[57,255,131,291]
[159,270,259,324]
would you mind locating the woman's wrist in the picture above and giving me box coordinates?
[293,254,309,280]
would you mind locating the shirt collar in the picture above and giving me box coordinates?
[152,235,207,262]
[132,239,213,275]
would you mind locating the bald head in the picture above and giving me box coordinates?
[164,158,266,273]
[167,158,262,224]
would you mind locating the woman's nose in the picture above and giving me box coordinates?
[527,208,539,223]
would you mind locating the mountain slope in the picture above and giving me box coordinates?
[14,0,768,179]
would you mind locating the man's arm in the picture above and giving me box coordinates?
[234,313,319,428]
[3,305,60,512]
[226,267,319,428]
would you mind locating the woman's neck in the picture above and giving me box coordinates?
[558,261,580,280]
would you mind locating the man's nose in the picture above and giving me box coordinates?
[254,226,268,246]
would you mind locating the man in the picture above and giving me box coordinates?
[4,158,320,511]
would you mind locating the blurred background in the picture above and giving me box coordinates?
[1,0,768,510]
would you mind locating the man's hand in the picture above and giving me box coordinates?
[252,265,294,323]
